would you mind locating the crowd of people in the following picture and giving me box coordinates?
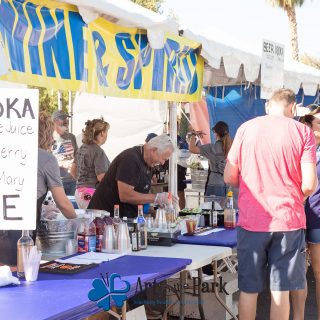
[1,88,320,319]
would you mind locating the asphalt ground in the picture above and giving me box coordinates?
[169,268,318,320]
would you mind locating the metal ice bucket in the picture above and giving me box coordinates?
[37,217,84,254]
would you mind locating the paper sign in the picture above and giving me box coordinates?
[0,88,39,230]
[261,39,285,99]
[126,305,147,320]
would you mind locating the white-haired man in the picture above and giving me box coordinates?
[88,134,175,218]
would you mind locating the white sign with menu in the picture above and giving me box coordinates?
[261,39,285,99]
[0,88,39,230]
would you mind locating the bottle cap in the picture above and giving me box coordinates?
[227,191,233,197]
[138,205,143,209]
[114,204,119,208]
[123,217,128,221]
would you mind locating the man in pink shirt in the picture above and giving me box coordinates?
[224,88,318,320]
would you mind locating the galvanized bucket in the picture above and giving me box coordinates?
[37,218,83,254]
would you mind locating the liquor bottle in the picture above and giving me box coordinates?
[94,213,106,252]
[131,228,140,251]
[86,214,97,252]
[224,191,236,229]
[166,192,177,227]
[112,204,122,233]
[102,211,113,226]
[17,230,34,278]
[211,210,218,228]
[122,217,131,249]
[77,218,87,253]
[136,205,147,249]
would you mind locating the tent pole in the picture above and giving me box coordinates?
[69,90,73,133]
[168,101,177,198]
[57,90,62,110]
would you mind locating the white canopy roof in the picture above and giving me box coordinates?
[5,0,317,97]
[183,28,320,96]
[60,0,179,49]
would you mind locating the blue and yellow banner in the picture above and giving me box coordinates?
[0,0,203,102]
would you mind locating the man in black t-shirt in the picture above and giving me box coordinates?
[88,134,175,218]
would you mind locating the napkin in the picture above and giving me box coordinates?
[0,266,20,287]
[55,252,125,265]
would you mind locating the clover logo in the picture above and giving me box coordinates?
[88,273,130,311]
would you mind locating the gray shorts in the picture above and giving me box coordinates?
[237,227,306,293]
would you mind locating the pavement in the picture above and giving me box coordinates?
[169,268,318,320]
[256,268,317,320]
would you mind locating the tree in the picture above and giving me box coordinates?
[29,86,71,115]
[130,0,163,13]
[267,0,306,61]
[300,54,320,69]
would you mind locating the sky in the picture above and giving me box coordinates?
[161,0,320,58]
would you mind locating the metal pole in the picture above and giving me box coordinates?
[69,90,73,133]
[168,102,177,197]
[57,90,62,110]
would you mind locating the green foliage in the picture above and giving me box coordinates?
[29,86,71,115]
[130,0,164,13]
[179,112,189,139]
[300,54,320,70]
[267,0,305,8]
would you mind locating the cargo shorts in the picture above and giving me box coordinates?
[237,227,306,293]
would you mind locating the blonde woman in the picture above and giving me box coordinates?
[71,118,110,209]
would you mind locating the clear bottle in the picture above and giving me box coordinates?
[112,204,122,233]
[17,230,34,278]
[166,193,176,224]
[122,217,131,249]
[224,191,236,229]
[136,205,147,249]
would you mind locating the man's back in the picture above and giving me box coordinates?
[228,115,316,232]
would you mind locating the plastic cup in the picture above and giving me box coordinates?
[65,239,77,255]
[186,219,196,235]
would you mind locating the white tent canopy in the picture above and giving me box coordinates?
[72,94,167,161]
[183,28,320,97]
[60,0,179,49]
[51,0,320,97]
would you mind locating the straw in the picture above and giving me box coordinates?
[22,246,42,282]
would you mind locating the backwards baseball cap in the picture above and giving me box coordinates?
[52,110,71,121]
[145,133,158,142]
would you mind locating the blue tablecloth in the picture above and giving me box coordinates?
[177,228,237,248]
[0,255,191,320]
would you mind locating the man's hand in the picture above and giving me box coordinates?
[155,192,179,208]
